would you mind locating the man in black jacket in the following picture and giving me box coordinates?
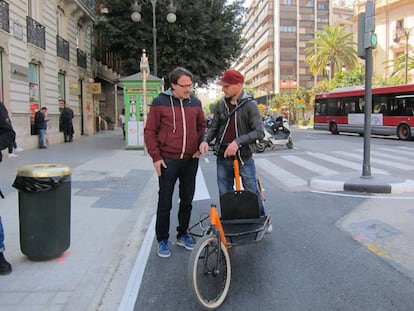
[199,70,272,233]
[0,101,15,275]
[60,103,74,142]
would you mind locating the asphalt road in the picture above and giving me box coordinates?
[134,129,414,311]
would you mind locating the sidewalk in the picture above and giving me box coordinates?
[0,130,158,311]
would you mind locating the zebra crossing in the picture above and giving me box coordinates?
[254,146,414,191]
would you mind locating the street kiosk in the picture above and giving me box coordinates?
[120,72,162,149]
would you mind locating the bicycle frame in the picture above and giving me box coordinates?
[209,205,228,248]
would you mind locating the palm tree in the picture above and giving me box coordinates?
[387,53,414,84]
[305,25,358,80]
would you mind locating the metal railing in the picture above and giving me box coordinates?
[77,48,87,69]
[57,35,70,61]
[27,16,45,50]
[0,0,9,33]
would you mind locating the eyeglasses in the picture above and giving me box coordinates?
[176,83,193,89]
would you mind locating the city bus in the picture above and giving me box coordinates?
[313,84,414,140]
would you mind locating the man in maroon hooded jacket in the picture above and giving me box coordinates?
[144,67,206,258]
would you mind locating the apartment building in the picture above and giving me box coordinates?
[352,0,413,84]
[234,0,330,102]
[0,0,113,149]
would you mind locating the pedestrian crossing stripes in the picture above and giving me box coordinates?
[197,146,414,194]
[333,150,414,170]
[254,146,414,190]
[281,155,338,176]
[255,158,307,187]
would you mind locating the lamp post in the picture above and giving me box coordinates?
[131,0,177,77]
[404,29,409,85]
[140,49,150,154]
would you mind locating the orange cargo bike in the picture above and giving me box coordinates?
[187,159,271,310]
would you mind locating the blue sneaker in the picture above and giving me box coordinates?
[157,240,171,258]
[176,234,195,250]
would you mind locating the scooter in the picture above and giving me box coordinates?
[256,115,293,153]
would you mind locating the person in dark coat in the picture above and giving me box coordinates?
[34,107,48,148]
[0,101,15,275]
[60,103,74,142]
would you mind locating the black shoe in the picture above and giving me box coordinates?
[0,253,12,275]
[39,146,47,149]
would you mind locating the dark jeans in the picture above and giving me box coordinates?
[7,140,17,154]
[156,157,199,242]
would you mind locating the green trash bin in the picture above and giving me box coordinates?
[12,164,71,260]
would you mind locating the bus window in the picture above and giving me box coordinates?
[393,101,405,115]
[343,97,356,114]
[315,101,327,116]
[327,99,337,115]
[373,95,388,114]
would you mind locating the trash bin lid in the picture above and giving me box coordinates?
[16,164,71,177]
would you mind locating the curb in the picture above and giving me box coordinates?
[309,173,414,194]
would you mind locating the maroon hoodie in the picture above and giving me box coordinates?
[144,88,206,163]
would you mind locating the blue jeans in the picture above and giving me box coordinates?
[216,157,265,215]
[38,129,46,147]
[156,157,199,242]
[0,216,5,252]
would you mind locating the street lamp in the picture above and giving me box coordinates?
[131,0,177,77]
[140,49,150,154]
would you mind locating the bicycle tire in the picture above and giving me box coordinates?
[188,234,231,310]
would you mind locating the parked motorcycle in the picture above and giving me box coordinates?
[256,115,293,153]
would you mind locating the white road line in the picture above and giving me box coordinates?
[394,146,414,155]
[334,151,414,170]
[117,215,156,311]
[194,166,210,201]
[308,152,389,175]
[256,158,307,187]
[281,154,338,176]
[367,149,413,163]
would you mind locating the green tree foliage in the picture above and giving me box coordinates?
[330,66,364,89]
[96,0,246,85]
[305,25,358,78]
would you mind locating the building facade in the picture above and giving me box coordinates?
[234,0,330,102]
[0,0,108,149]
[352,0,413,84]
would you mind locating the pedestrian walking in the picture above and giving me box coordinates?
[144,67,206,258]
[34,107,48,148]
[0,101,15,275]
[199,69,272,233]
[119,108,126,140]
[59,103,74,142]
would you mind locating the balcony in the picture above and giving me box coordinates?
[77,48,87,69]
[0,0,9,33]
[57,35,70,61]
[27,16,45,50]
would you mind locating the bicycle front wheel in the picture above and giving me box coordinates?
[188,234,231,310]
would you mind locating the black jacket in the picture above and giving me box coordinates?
[203,91,264,162]
[0,102,16,162]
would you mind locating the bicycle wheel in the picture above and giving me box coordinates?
[188,234,231,310]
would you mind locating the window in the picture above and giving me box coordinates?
[58,72,65,109]
[29,63,40,134]
[28,0,42,20]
